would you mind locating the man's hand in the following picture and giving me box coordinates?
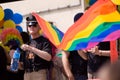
[67,73,75,80]
[21,44,30,51]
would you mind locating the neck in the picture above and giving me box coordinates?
[31,33,40,39]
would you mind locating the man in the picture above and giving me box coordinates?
[21,14,52,80]
[62,13,88,80]
[87,41,110,79]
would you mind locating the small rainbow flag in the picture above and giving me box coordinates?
[32,13,64,47]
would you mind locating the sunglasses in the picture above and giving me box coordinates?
[28,24,37,28]
[26,21,38,28]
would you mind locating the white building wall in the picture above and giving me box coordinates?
[0,0,86,32]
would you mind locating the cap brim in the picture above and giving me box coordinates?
[27,21,38,26]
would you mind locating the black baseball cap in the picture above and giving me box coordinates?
[26,14,38,26]
[74,13,83,22]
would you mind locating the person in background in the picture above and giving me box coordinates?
[62,50,88,80]
[46,22,67,80]
[83,6,110,79]
[87,41,110,79]
[21,14,52,80]
[0,27,26,80]
[6,40,23,80]
[0,45,8,80]
[51,49,67,80]
[62,13,88,80]
[18,31,30,80]
[6,31,30,80]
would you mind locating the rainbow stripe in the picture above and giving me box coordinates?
[32,13,64,47]
[58,0,120,51]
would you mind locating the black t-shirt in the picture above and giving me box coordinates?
[69,51,88,75]
[22,36,52,70]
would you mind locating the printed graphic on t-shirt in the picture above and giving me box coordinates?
[27,40,37,59]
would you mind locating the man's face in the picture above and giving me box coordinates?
[27,21,40,35]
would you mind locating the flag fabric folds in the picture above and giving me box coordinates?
[32,13,64,47]
[32,0,120,51]
[58,0,120,51]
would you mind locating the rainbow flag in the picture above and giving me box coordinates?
[58,0,120,51]
[32,0,119,63]
[32,13,64,47]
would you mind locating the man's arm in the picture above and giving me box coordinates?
[88,46,110,56]
[21,44,52,61]
[62,51,74,80]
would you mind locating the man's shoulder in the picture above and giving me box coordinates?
[39,36,51,43]
[39,35,47,39]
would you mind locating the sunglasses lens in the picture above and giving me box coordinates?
[28,24,37,28]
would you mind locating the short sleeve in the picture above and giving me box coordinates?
[42,39,52,55]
